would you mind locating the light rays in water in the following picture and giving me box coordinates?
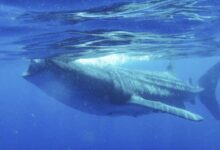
[1,0,220,60]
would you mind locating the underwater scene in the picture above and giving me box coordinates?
[0,0,220,149]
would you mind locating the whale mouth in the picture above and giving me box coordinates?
[22,59,46,77]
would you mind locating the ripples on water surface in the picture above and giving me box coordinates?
[0,0,220,61]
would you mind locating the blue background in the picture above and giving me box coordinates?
[0,0,220,149]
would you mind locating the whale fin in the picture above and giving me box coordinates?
[129,95,203,121]
[166,61,174,73]
[188,77,193,85]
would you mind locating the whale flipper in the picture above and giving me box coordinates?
[129,95,203,121]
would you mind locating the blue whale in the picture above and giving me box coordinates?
[23,56,220,121]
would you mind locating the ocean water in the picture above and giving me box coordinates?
[0,0,220,150]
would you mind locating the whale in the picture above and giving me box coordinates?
[23,56,220,121]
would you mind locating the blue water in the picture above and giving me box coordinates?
[0,0,220,150]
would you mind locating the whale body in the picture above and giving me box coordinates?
[23,56,220,121]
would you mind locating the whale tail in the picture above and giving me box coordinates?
[199,61,220,120]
